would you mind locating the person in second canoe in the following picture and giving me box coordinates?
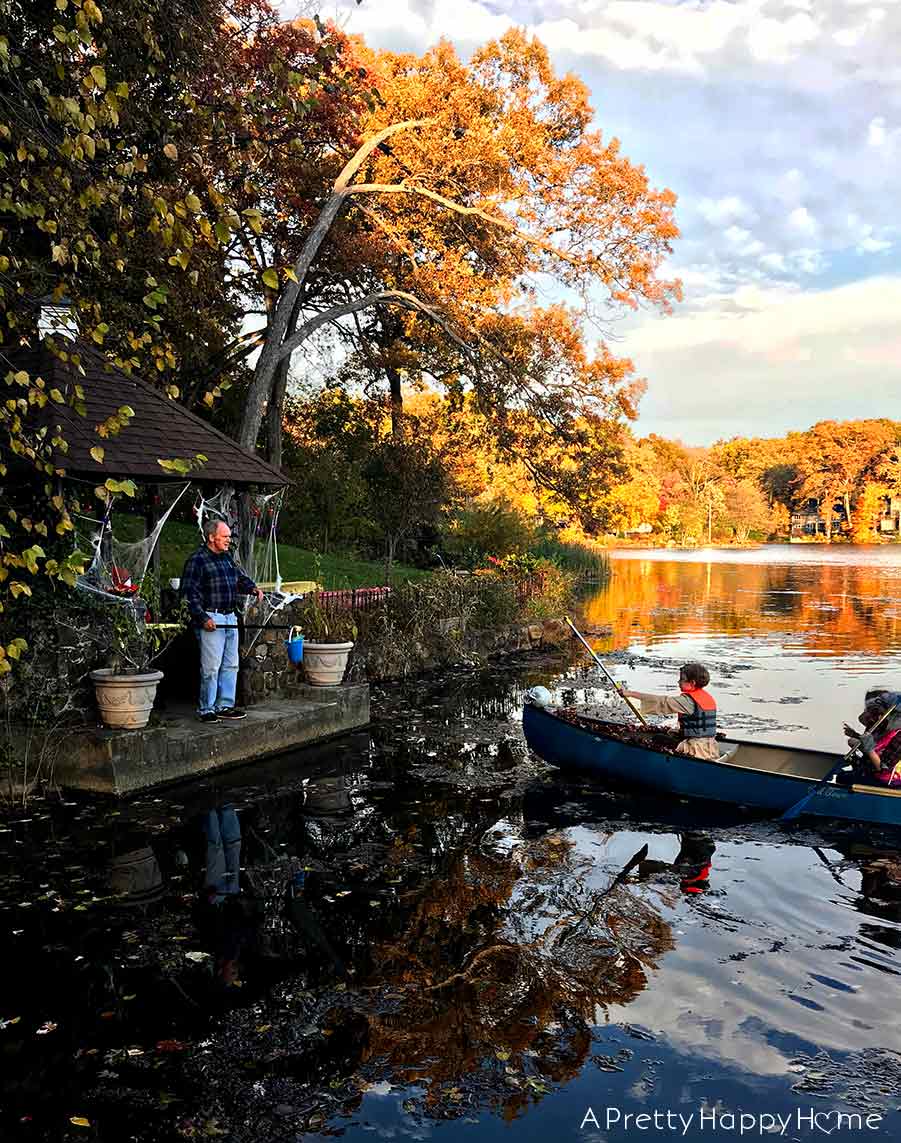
[864,688,901,730]
[622,662,719,760]
[843,697,901,787]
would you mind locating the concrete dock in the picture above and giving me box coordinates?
[51,683,370,795]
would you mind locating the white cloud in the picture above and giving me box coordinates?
[787,206,819,236]
[698,195,758,226]
[625,275,901,441]
[868,115,888,145]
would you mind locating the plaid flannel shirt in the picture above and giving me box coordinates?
[181,545,257,625]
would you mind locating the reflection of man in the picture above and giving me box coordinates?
[181,520,263,723]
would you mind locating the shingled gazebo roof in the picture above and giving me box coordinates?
[9,342,287,486]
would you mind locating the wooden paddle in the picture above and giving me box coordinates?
[564,615,649,726]
[781,703,897,822]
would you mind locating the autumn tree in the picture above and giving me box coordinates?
[794,420,897,538]
[236,30,680,510]
[851,482,890,543]
[601,436,662,534]
[720,479,772,542]
[876,445,901,499]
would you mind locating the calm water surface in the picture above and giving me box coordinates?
[3,547,901,1142]
[581,545,901,750]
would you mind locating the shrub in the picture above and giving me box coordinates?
[442,501,537,569]
[531,534,610,580]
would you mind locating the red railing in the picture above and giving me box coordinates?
[513,572,547,607]
[313,586,392,614]
[303,572,546,615]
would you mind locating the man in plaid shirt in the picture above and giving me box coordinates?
[181,519,263,723]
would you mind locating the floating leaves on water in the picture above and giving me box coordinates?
[0,1016,21,1029]
[35,1021,57,1035]
[592,1053,625,1072]
[69,1116,91,1128]
[184,950,211,962]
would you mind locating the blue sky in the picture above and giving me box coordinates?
[285,0,901,445]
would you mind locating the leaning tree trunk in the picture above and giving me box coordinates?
[387,366,404,438]
[264,355,291,468]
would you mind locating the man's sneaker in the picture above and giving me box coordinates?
[217,707,247,720]
[197,712,220,724]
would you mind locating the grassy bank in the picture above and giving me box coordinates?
[114,515,428,589]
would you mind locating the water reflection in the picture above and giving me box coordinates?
[6,585,901,1139]
[587,549,901,659]
[576,548,901,750]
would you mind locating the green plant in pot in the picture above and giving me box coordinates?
[89,582,185,730]
[294,591,357,687]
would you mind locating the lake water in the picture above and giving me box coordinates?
[580,545,901,750]
[3,547,901,1142]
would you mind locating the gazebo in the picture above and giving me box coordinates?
[10,340,288,568]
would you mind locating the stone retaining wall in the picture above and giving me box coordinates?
[240,603,569,704]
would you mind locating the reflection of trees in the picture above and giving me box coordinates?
[581,560,901,658]
[356,832,674,1117]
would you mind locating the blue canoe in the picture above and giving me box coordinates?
[523,702,901,828]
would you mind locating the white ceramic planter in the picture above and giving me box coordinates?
[91,669,164,730]
[302,642,354,687]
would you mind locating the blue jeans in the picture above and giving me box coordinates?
[196,612,239,714]
[203,804,241,903]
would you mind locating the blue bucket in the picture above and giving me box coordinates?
[286,627,304,665]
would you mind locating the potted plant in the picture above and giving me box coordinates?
[89,590,177,730]
[294,592,356,687]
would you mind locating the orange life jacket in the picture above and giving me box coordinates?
[679,688,717,739]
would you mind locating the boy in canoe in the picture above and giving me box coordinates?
[622,663,719,760]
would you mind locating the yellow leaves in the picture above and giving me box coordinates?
[9,582,32,600]
[104,478,136,497]
[241,207,263,235]
[6,638,27,661]
[69,1117,91,1128]
[89,445,104,464]
[163,143,178,161]
[261,268,279,289]
[89,65,106,91]
[185,193,203,214]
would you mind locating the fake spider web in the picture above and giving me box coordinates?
[74,483,190,604]
[193,486,288,591]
